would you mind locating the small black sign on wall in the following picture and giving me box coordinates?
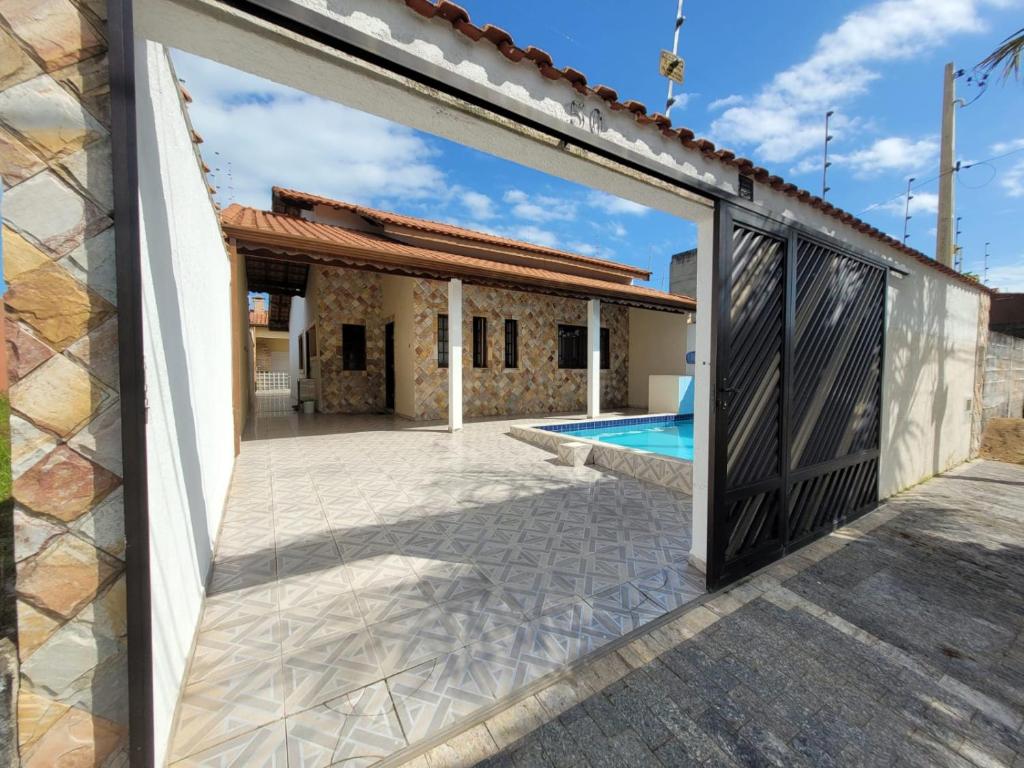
[738,175,754,201]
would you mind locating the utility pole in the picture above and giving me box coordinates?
[953,216,963,272]
[664,0,685,118]
[822,110,834,200]
[983,242,990,285]
[935,62,957,267]
[903,177,915,243]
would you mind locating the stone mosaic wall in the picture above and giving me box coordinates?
[1,0,127,764]
[412,279,629,420]
[314,266,386,414]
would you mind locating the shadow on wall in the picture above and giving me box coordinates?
[883,271,977,495]
[134,46,213,629]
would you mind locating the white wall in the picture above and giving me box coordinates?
[136,40,235,767]
[880,260,984,498]
[627,308,689,409]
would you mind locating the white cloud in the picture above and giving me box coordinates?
[459,190,495,220]
[990,137,1024,154]
[502,189,576,222]
[834,136,938,176]
[508,224,560,248]
[710,0,1000,162]
[988,263,1024,292]
[171,49,445,208]
[999,158,1024,197]
[587,191,648,216]
[878,190,939,216]
[708,94,743,111]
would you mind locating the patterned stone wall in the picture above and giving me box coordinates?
[412,279,629,420]
[1,0,127,764]
[315,266,386,413]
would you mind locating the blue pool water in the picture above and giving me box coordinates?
[543,416,694,461]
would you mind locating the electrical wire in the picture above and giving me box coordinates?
[859,145,1024,214]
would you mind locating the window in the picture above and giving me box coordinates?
[437,313,449,368]
[557,324,610,369]
[341,324,366,370]
[557,324,585,369]
[504,319,518,368]
[473,316,487,368]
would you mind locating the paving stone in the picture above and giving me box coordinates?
[1,171,110,258]
[3,226,51,285]
[606,685,673,750]
[7,261,115,351]
[0,124,44,187]
[10,354,110,437]
[59,226,116,306]
[0,26,41,89]
[14,444,120,522]
[16,533,120,618]
[536,720,584,768]
[1,0,105,72]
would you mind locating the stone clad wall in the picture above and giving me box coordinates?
[314,266,385,413]
[1,0,127,764]
[413,279,629,421]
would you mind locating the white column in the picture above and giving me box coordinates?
[690,216,714,573]
[587,298,600,419]
[448,278,463,432]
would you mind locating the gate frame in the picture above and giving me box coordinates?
[706,200,892,590]
[103,1,919,761]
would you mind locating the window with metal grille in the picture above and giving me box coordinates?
[473,316,487,368]
[504,319,518,368]
[341,324,366,370]
[437,313,448,368]
[557,324,610,369]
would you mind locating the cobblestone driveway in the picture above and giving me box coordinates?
[427,460,1024,768]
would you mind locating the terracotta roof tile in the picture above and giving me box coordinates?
[383,2,989,294]
[222,204,694,312]
[273,187,651,279]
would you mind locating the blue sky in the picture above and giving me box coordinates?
[171,0,1023,292]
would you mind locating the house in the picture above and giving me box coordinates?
[222,188,696,424]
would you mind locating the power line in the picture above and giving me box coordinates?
[859,144,1024,215]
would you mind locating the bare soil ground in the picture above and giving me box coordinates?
[980,417,1024,464]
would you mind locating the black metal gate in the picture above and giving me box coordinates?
[708,204,887,588]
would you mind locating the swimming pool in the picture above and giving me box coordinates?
[541,415,694,461]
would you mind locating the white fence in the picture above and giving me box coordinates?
[255,371,290,392]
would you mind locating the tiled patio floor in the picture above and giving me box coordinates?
[167,412,703,766]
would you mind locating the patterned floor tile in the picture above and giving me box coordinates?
[388,648,496,743]
[277,565,353,609]
[200,582,279,632]
[467,620,567,699]
[170,658,286,762]
[353,579,435,625]
[175,413,704,760]
[587,581,668,634]
[369,604,465,676]
[189,613,283,683]
[279,592,366,652]
[284,681,407,768]
[169,720,288,768]
[282,629,384,715]
[440,587,527,645]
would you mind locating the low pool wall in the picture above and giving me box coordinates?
[509,420,693,494]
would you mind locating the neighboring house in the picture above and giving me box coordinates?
[247,295,289,376]
[222,187,696,421]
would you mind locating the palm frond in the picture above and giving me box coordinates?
[978,26,1024,81]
